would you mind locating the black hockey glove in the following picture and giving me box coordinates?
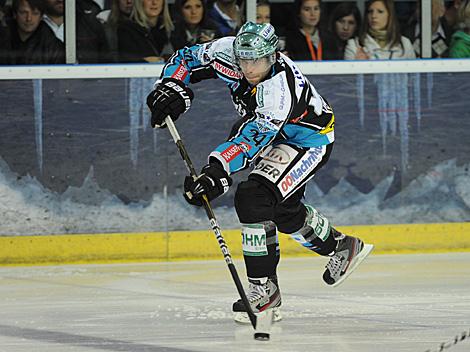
[147,77,194,128]
[183,163,232,206]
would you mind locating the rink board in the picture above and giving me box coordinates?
[0,222,469,265]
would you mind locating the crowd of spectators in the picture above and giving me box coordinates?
[0,0,469,65]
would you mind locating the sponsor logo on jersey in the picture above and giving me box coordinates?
[197,42,213,63]
[254,161,281,180]
[279,147,323,195]
[171,64,188,81]
[263,146,291,164]
[255,112,282,132]
[213,61,243,79]
[216,52,232,63]
[279,74,287,110]
[220,142,251,162]
[252,145,295,183]
[292,66,305,88]
[256,86,264,108]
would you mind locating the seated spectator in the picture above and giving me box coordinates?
[42,0,64,42]
[344,0,415,60]
[256,0,270,24]
[97,0,133,62]
[170,0,219,51]
[207,0,242,36]
[0,0,11,64]
[285,0,342,60]
[97,0,132,23]
[42,0,109,63]
[255,0,287,51]
[7,0,64,64]
[449,0,470,57]
[118,0,174,62]
[445,0,464,30]
[328,2,361,58]
[79,0,102,17]
[76,0,110,63]
[403,0,454,58]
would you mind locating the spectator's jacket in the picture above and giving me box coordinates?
[170,20,220,51]
[449,31,470,58]
[8,20,64,64]
[0,23,11,64]
[159,37,335,175]
[76,0,109,63]
[207,4,238,36]
[285,28,342,61]
[344,34,416,60]
[403,17,454,58]
[118,19,169,62]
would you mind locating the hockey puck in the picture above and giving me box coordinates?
[254,332,270,341]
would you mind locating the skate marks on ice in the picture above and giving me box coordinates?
[0,254,469,352]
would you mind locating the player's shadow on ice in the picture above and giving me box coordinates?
[0,323,194,352]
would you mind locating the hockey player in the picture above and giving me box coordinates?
[147,22,373,322]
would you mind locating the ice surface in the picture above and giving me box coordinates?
[0,253,469,351]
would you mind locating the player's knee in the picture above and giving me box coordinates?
[235,179,276,223]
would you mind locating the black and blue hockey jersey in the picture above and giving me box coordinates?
[158,36,335,175]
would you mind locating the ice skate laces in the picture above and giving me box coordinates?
[247,282,268,303]
[326,253,345,277]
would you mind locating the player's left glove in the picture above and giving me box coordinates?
[183,163,232,206]
[146,77,194,128]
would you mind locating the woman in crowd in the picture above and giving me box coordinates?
[285,0,342,61]
[117,0,173,62]
[256,0,270,24]
[449,0,470,57]
[170,0,219,51]
[97,0,133,61]
[344,0,415,60]
[328,2,361,57]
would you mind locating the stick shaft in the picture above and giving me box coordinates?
[164,117,257,329]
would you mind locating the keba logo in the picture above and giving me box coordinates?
[263,147,290,164]
[221,143,250,162]
[214,61,242,79]
[172,65,188,80]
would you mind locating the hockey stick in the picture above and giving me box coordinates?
[164,116,258,329]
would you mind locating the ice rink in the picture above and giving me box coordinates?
[0,252,469,352]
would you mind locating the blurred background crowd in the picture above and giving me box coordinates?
[0,0,469,65]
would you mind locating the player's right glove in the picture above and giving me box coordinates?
[146,77,194,128]
[183,163,232,206]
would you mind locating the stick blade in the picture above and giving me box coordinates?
[254,309,273,341]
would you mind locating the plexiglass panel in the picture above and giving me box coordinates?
[0,72,469,235]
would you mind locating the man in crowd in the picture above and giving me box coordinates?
[208,0,243,36]
[8,0,64,64]
[42,0,109,63]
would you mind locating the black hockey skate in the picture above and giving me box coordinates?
[323,234,374,287]
[233,277,282,324]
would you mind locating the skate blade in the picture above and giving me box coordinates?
[234,307,282,324]
[331,243,374,288]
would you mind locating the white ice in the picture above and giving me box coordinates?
[0,252,469,352]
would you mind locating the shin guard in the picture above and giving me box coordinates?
[289,204,338,256]
[242,221,279,278]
